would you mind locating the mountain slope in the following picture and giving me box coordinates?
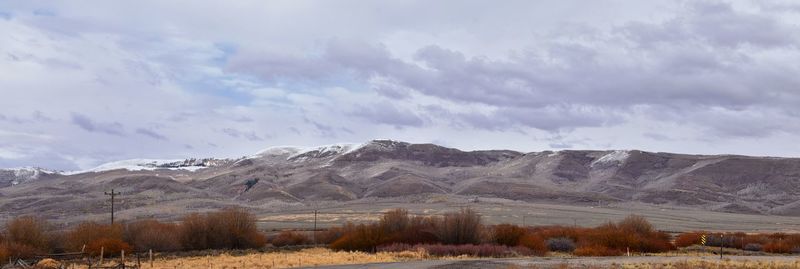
[3,139,800,222]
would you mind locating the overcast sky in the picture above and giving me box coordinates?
[2,0,800,170]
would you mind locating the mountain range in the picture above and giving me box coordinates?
[3,139,800,224]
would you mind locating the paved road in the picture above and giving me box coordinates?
[301,255,800,269]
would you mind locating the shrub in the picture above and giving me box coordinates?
[380,208,410,234]
[617,215,653,235]
[65,222,125,253]
[316,226,348,245]
[546,237,576,252]
[330,223,385,252]
[492,224,527,246]
[764,241,792,254]
[86,238,132,256]
[518,234,547,255]
[744,243,762,252]
[271,231,309,247]
[574,245,622,256]
[674,232,703,247]
[178,213,208,250]
[124,219,181,252]
[0,245,7,263]
[178,208,266,250]
[4,216,50,251]
[207,208,266,249]
[0,242,41,261]
[435,208,482,245]
[532,226,582,242]
[397,216,439,245]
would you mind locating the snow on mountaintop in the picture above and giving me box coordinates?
[64,159,213,175]
[0,167,54,185]
[591,150,630,167]
[253,143,365,161]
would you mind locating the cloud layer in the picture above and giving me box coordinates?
[1,0,800,170]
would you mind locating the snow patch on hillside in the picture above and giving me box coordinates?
[64,159,210,175]
[591,150,630,167]
[252,143,364,161]
[0,167,54,185]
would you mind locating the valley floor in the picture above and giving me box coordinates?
[256,199,800,233]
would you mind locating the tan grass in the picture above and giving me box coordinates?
[71,248,428,269]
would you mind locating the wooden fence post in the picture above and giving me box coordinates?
[149,249,153,268]
[121,249,125,269]
[100,247,104,265]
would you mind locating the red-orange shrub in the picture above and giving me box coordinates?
[330,223,386,252]
[574,245,622,256]
[124,219,181,252]
[674,232,703,247]
[178,208,266,250]
[4,216,50,251]
[65,222,125,253]
[0,242,41,261]
[518,234,547,256]
[86,238,132,256]
[764,241,792,254]
[492,224,527,246]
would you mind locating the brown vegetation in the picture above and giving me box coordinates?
[124,219,181,252]
[271,231,310,247]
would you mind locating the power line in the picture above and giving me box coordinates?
[104,189,121,225]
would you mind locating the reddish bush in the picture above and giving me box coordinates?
[395,216,439,245]
[492,224,527,246]
[530,226,583,242]
[576,218,673,254]
[0,244,6,262]
[330,223,385,252]
[574,245,623,256]
[380,208,410,234]
[178,208,266,250]
[518,234,547,256]
[86,238,132,256]
[271,231,309,247]
[4,216,50,251]
[178,213,209,250]
[674,232,703,247]
[764,241,792,254]
[435,208,482,245]
[316,226,348,245]
[379,243,529,257]
[0,242,42,261]
[65,222,125,253]
[124,219,181,252]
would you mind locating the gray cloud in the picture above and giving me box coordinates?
[135,128,168,141]
[70,113,125,136]
[220,128,265,141]
[226,1,800,139]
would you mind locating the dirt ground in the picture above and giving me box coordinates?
[303,255,800,269]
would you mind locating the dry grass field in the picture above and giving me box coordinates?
[67,248,431,269]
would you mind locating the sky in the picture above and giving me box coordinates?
[1,0,800,171]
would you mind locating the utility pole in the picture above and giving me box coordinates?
[719,234,723,260]
[313,210,318,245]
[104,189,121,225]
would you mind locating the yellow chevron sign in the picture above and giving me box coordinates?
[701,234,707,245]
